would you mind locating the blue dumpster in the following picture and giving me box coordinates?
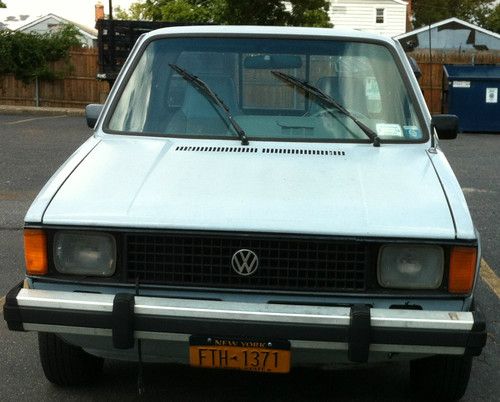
[443,64,500,133]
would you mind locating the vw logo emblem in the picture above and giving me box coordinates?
[231,249,259,276]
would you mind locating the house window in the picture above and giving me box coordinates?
[376,8,384,24]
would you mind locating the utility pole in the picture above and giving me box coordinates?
[108,0,115,85]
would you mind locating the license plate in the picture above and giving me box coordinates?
[189,336,291,373]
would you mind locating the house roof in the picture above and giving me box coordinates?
[16,13,97,39]
[0,10,40,31]
[395,17,500,40]
[0,11,97,39]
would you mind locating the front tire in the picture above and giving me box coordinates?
[410,354,473,401]
[38,332,104,386]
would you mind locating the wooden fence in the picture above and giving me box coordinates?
[411,51,500,114]
[0,47,498,112]
[0,48,110,108]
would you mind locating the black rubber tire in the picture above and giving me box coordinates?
[410,354,473,401]
[38,332,104,386]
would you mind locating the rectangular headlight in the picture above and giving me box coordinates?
[377,244,444,289]
[53,231,116,276]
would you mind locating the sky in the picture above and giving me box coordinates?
[2,0,136,29]
[3,0,499,30]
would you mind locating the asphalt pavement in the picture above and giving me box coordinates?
[0,113,498,401]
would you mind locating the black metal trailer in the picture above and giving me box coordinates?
[96,20,204,85]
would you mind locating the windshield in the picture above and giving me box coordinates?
[107,37,425,142]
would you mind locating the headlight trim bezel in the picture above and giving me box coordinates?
[53,230,117,277]
[377,243,445,290]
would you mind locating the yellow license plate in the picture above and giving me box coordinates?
[189,337,291,373]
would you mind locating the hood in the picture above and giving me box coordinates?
[42,137,455,239]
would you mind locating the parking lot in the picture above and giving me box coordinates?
[0,113,498,401]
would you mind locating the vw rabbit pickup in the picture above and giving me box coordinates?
[3,26,486,400]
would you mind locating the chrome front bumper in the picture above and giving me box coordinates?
[4,282,486,362]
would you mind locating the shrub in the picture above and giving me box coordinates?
[0,24,83,83]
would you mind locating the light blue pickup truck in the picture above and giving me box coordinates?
[4,25,486,401]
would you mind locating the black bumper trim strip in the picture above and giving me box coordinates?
[467,309,488,356]
[3,281,24,331]
[135,314,349,342]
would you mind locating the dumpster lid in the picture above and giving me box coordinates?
[444,64,500,80]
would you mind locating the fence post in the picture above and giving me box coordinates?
[34,76,40,107]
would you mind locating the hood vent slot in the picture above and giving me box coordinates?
[176,146,345,156]
[176,146,258,153]
[262,148,345,156]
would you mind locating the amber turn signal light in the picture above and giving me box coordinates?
[24,229,48,275]
[449,247,477,294]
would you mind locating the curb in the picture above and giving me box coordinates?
[0,105,85,117]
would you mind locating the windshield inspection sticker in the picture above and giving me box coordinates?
[376,123,403,137]
[403,126,421,139]
[486,88,498,103]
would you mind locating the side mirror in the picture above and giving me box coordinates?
[407,57,422,80]
[431,114,459,140]
[85,104,104,128]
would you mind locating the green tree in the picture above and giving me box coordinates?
[0,1,6,8]
[288,0,331,27]
[116,0,332,27]
[480,4,500,33]
[412,0,496,28]
[116,0,216,22]
[157,0,217,23]
[115,3,150,20]
[212,0,287,25]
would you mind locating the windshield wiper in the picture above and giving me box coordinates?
[271,70,380,147]
[169,63,249,145]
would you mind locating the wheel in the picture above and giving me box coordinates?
[38,332,104,386]
[410,354,473,401]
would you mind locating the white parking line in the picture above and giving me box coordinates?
[5,115,66,125]
[462,187,492,194]
[480,259,500,299]
[0,296,5,313]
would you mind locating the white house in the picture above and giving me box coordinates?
[328,0,408,37]
[0,11,97,47]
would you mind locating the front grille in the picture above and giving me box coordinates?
[125,233,369,292]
